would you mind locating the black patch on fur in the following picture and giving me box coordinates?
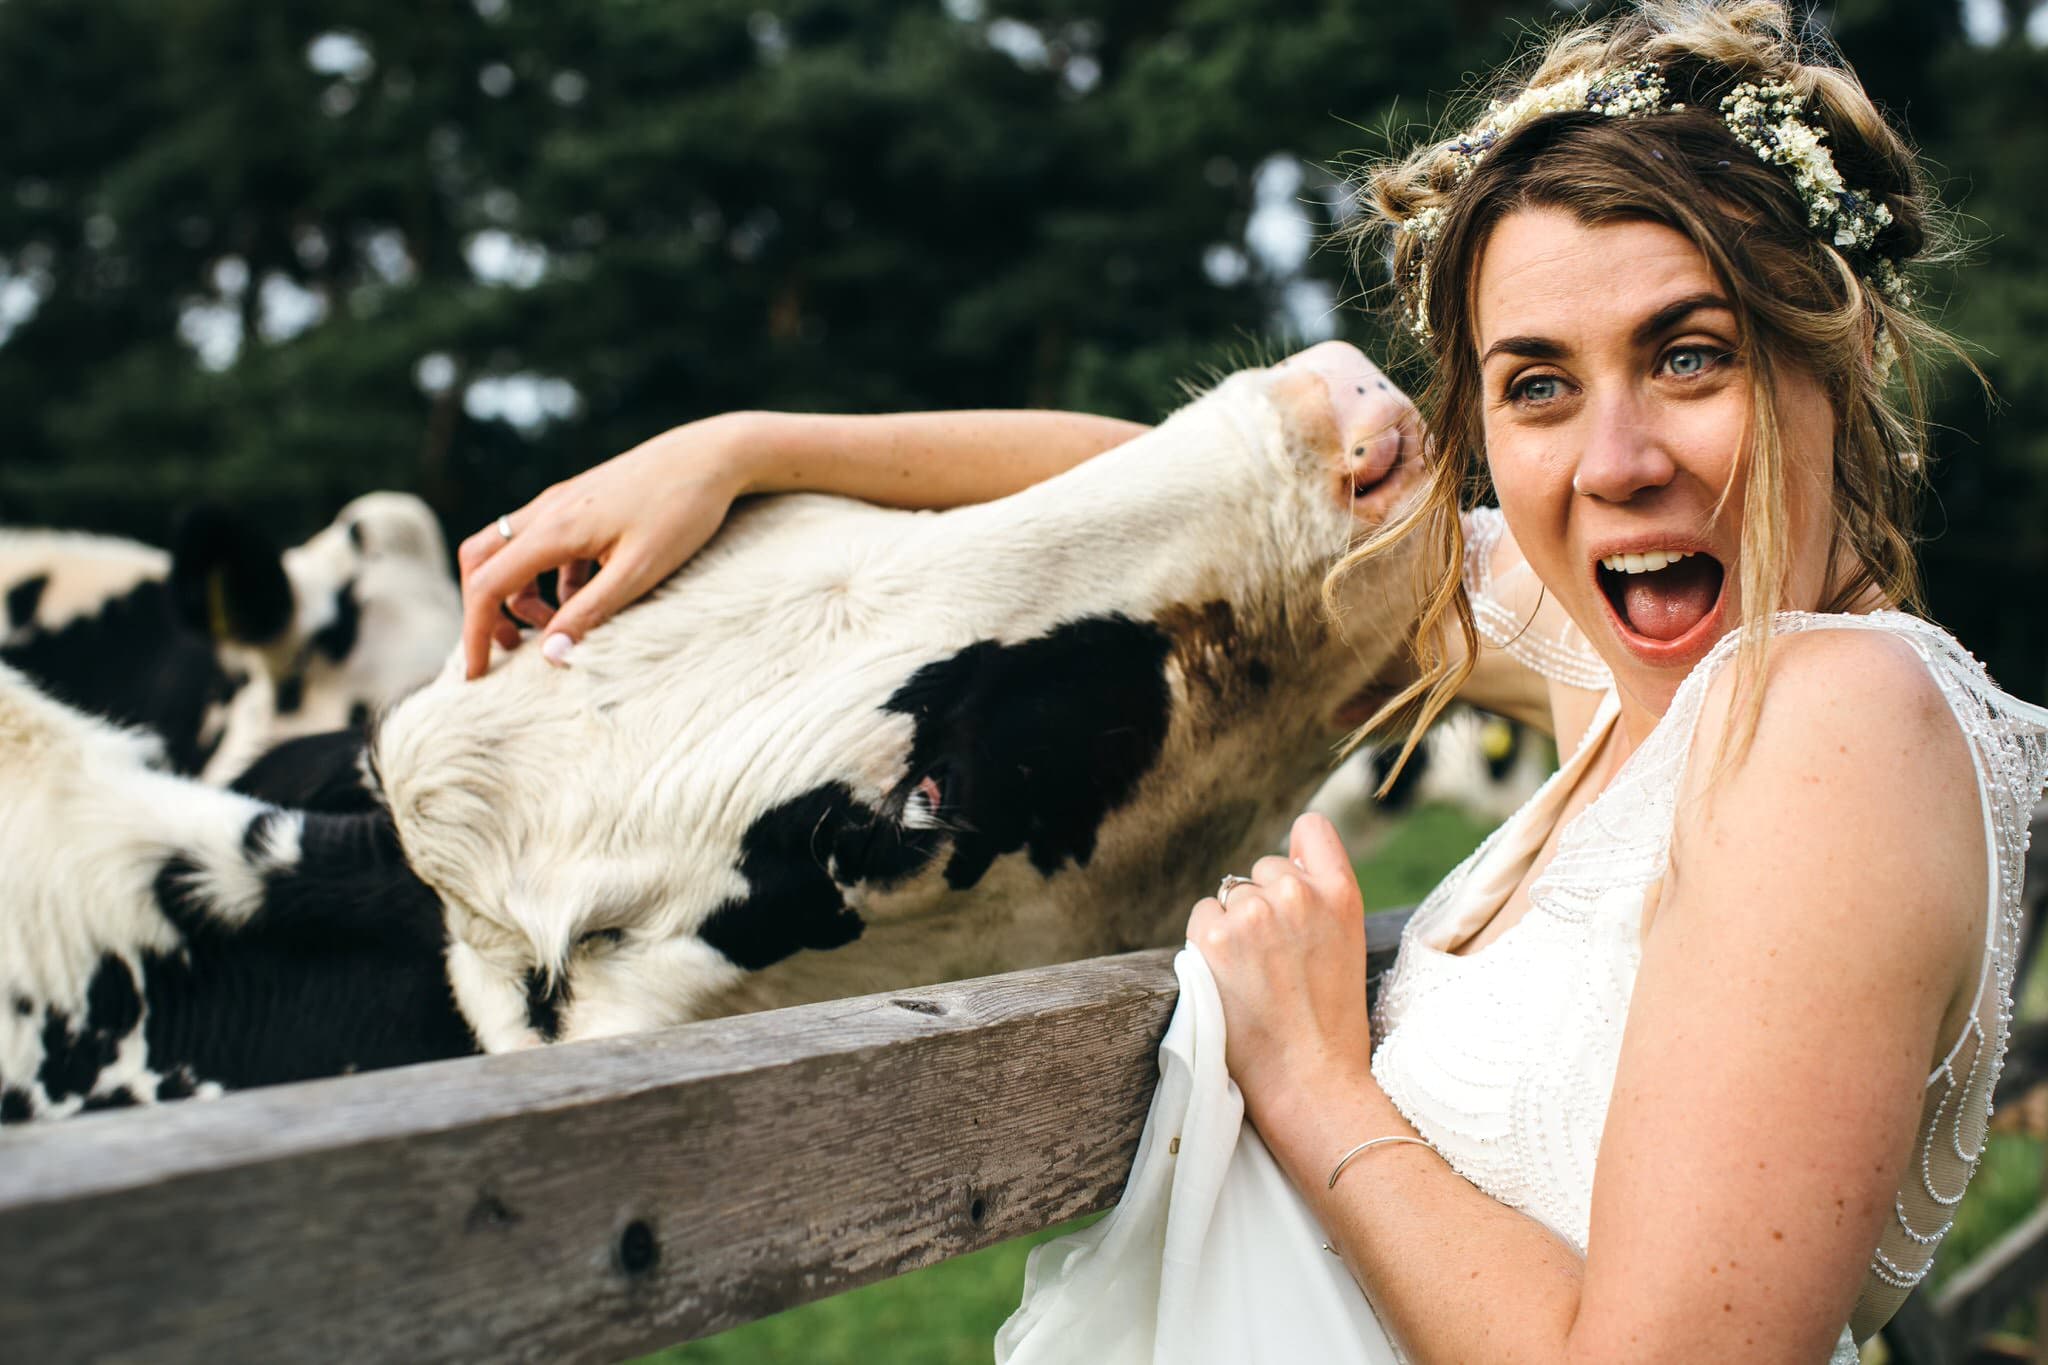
[168,505,294,646]
[11,994,31,1018]
[698,616,1174,973]
[139,809,476,1091]
[697,782,947,972]
[274,673,305,715]
[883,615,1174,889]
[85,953,143,1039]
[232,730,380,815]
[5,573,47,630]
[31,955,145,1104]
[153,1068,197,1102]
[82,1087,138,1112]
[0,1087,31,1123]
[0,575,241,774]
[523,969,565,1042]
[308,584,361,663]
[348,702,372,730]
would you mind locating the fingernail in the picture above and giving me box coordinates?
[542,633,576,667]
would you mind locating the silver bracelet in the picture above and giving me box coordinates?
[1326,1135,1437,1189]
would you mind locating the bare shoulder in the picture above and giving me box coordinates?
[1675,621,1984,983]
[1691,624,1973,797]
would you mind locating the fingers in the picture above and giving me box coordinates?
[1185,895,1225,949]
[558,558,594,604]
[536,553,653,661]
[460,520,591,678]
[1289,812,1358,888]
[503,580,555,631]
[456,513,517,580]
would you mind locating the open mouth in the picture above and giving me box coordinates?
[1594,548,1728,659]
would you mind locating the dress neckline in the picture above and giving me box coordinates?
[1417,689,1620,961]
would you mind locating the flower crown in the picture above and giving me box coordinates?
[1396,61,1911,346]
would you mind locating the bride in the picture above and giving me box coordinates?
[455,2,2048,1358]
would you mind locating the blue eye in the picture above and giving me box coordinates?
[1512,374,1563,404]
[1664,345,1725,378]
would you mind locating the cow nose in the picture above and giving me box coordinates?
[1271,340,1418,509]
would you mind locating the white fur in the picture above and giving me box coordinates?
[0,663,287,1118]
[271,491,462,742]
[381,364,1423,1050]
[0,492,460,782]
[0,530,168,636]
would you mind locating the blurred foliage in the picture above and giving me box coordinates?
[0,0,2043,693]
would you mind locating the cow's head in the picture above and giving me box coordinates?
[378,347,1425,1050]
[171,492,461,773]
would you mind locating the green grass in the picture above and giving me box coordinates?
[638,1219,1094,1365]
[1354,802,1498,912]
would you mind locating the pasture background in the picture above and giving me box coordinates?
[2,0,2045,1360]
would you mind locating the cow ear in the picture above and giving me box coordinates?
[169,505,295,646]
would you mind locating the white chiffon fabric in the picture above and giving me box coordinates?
[998,607,2048,1365]
[994,947,1396,1365]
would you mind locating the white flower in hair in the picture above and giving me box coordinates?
[1396,64,1908,347]
[1719,79,1894,254]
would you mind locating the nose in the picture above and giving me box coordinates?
[1572,386,1678,502]
[1270,341,1419,511]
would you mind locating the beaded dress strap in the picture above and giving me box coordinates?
[1462,507,1613,693]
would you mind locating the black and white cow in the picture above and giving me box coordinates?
[0,492,460,783]
[0,670,472,1120]
[1307,706,1553,854]
[2,346,1423,1118]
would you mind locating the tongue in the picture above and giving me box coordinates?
[1620,557,1721,642]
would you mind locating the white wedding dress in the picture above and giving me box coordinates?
[998,515,2048,1365]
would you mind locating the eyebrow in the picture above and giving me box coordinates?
[1479,292,1735,367]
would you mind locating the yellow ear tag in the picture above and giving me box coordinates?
[1480,716,1514,763]
[206,567,235,643]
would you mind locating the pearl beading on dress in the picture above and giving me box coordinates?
[1370,604,2048,1354]
[1462,507,1615,693]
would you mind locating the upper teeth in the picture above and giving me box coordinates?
[1601,550,1697,574]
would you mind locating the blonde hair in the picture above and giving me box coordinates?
[1327,0,1967,776]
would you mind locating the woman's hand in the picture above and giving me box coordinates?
[455,413,759,679]
[1185,812,1373,1125]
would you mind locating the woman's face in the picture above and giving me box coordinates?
[1472,207,1837,719]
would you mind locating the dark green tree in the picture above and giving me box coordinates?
[1,0,2041,693]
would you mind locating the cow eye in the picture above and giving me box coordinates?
[575,927,624,951]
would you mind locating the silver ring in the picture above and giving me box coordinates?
[1216,874,1254,908]
[495,514,515,541]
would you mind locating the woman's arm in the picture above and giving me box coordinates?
[455,407,1147,677]
[1198,629,1984,1363]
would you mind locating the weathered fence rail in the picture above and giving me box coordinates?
[8,811,2048,1365]
[0,914,1409,1364]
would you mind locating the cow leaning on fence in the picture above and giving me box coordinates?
[0,346,1423,1119]
[0,492,460,784]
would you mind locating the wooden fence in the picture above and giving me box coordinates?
[4,820,2048,1364]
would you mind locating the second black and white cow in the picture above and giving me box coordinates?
[1307,705,1554,854]
[0,492,460,782]
[2,346,1423,1118]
